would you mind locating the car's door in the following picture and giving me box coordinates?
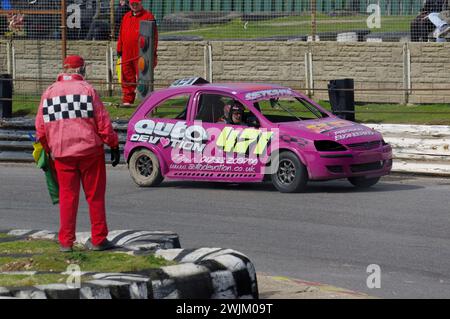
[136,92,195,174]
[178,91,273,182]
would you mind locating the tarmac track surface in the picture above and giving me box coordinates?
[0,163,449,298]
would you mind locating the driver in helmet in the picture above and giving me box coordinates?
[218,101,245,125]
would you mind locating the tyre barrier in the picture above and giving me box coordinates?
[0,229,258,299]
[366,124,450,176]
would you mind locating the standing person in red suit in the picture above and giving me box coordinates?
[117,0,158,107]
[35,55,121,252]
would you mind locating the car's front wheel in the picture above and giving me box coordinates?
[348,176,380,188]
[129,149,164,187]
[271,151,308,193]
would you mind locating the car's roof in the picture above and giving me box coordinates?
[158,82,292,96]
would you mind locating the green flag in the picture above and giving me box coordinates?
[33,142,59,205]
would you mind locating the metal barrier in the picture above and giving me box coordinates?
[367,123,450,176]
[0,117,127,163]
[2,118,449,176]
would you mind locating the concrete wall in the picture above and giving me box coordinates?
[4,40,450,104]
[409,43,450,104]
[10,40,109,94]
[211,41,308,90]
[156,41,205,87]
[311,42,405,103]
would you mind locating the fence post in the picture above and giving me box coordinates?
[110,0,115,40]
[311,0,317,41]
[106,44,113,97]
[402,42,411,104]
[61,0,67,62]
[304,46,314,97]
[204,42,213,82]
[11,42,15,81]
[6,39,12,75]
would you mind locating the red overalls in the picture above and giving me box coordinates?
[35,74,119,248]
[117,9,158,104]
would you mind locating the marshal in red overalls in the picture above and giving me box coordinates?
[117,0,158,105]
[35,56,120,251]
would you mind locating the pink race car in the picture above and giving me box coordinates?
[124,77,392,193]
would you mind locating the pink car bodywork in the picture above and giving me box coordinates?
[124,81,392,187]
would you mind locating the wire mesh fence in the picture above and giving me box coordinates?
[1,1,450,123]
[0,1,448,41]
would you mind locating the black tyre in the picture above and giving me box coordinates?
[129,149,164,187]
[271,151,308,193]
[348,176,380,188]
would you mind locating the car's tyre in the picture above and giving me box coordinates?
[348,176,380,188]
[129,149,164,187]
[271,151,308,193]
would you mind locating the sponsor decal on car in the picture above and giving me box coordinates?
[130,120,275,156]
[333,127,376,141]
[305,120,350,134]
[130,119,208,153]
[244,89,293,101]
[216,127,273,155]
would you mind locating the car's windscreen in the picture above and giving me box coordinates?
[254,96,328,123]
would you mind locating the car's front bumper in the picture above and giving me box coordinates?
[303,144,393,180]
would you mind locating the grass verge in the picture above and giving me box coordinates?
[161,14,414,39]
[0,274,73,288]
[0,237,175,275]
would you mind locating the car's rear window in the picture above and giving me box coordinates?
[146,94,191,120]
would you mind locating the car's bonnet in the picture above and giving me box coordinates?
[278,118,383,143]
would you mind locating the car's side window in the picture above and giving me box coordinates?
[146,94,190,120]
[195,94,233,123]
[195,94,259,127]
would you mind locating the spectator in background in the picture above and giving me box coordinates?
[1,0,12,10]
[7,12,24,34]
[411,0,450,42]
[115,0,130,39]
[117,0,158,107]
[0,0,12,36]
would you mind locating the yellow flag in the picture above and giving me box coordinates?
[116,57,122,85]
[32,141,43,163]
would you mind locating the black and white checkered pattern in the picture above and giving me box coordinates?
[43,95,94,123]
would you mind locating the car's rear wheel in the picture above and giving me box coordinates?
[129,149,164,187]
[348,176,380,188]
[271,151,308,193]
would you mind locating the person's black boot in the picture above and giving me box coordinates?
[88,239,115,251]
[59,245,73,253]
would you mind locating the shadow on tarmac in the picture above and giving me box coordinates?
[155,179,424,194]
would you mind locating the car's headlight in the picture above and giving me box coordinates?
[314,140,347,152]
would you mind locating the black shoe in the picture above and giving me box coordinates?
[60,245,73,253]
[90,239,115,251]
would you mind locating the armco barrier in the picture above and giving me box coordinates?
[0,118,127,164]
[366,124,450,176]
[1,118,449,176]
